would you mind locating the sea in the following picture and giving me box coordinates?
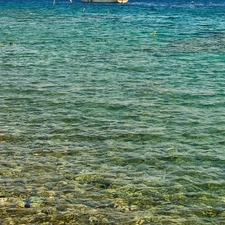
[0,0,225,224]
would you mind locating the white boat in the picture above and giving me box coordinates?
[82,0,127,3]
[117,0,128,3]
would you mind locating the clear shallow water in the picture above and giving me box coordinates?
[0,0,225,224]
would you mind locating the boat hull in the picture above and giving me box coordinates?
[117,0,128,3]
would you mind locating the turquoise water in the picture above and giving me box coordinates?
[1,0,225,224]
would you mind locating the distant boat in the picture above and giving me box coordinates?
[82,0,128,3]
[117,0,128,3]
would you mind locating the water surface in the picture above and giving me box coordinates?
[1,0,225,224]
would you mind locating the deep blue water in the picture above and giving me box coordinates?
[0,0,225,224]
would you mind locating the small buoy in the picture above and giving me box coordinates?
[152,31,157,37]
